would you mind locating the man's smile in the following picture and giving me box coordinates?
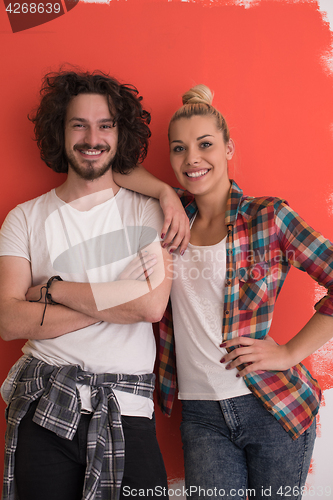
[73,144,111,161]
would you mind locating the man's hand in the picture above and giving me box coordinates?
[117,251,157,281]
[220,335,292,377]
[26,251,158,304]
[159,185,190,255]
[26,284,47,303]
[25,251,158,301]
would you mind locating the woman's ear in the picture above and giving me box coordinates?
[226,139,235,160]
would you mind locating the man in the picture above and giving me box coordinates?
[0,70,175,500]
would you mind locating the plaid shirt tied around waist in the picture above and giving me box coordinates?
[158,180,333,440]
[2,355,155,500]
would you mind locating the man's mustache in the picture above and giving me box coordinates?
[73,143,111,152]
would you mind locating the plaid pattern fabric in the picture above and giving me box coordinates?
[2,356,155,500]
[158,180,333,440]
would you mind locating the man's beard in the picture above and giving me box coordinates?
[66,144,116,181]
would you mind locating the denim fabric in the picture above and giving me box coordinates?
[180,395,316,500]
[14,400,168,500]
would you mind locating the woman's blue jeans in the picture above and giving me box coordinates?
[180,395,316,500]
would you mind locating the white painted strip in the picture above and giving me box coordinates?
[317,1,333,82]
[233,0,261,7]
[317,0,333,30]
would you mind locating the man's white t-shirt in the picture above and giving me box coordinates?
[0,187,164,417]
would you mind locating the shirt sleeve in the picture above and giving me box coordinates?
[0,206,30,261]
[274,200,333,316]
[173,187,185,197]
[138,197,164,250]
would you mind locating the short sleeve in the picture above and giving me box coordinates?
[139,198,164,250]
[0,206,30,261]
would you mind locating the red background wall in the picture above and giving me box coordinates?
[1,0,333,485]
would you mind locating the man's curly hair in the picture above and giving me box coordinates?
[30,70,151,174]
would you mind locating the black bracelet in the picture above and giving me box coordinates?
[45,275,63,305]
[29,275,63,326]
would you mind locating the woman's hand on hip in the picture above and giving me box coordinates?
[219,335,294,377]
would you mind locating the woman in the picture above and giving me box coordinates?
[116,85,333,499]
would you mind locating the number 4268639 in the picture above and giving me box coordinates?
[6,3,61,14]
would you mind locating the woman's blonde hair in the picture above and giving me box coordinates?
[168,84,230,143]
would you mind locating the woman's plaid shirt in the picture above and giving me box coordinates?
[158,181,333,440]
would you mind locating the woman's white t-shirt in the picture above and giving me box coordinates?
[170,232,251,401]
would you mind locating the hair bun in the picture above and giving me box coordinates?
[182,84,213,106]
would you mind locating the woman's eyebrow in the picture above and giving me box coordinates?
[170,134,214,144]
[197,134,214,140]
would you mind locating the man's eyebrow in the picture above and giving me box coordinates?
[68,117,114,123]
[98,118,115,123]
[68,117,87,123]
